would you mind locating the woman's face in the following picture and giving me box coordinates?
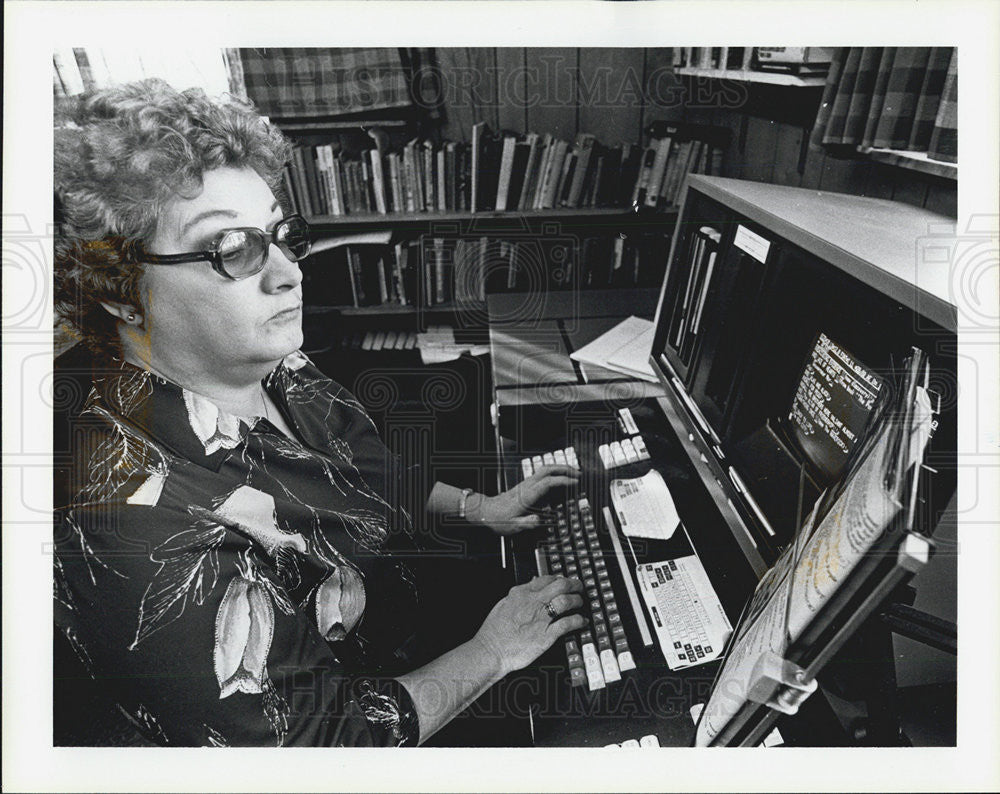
[139,166,304,383]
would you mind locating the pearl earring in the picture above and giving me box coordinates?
[127,313,136,322]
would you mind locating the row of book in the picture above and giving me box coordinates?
[302,233,669,309]
[282,123,723,219]
[673,46,834,76]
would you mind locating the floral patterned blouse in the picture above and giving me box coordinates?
[54,351,430,746]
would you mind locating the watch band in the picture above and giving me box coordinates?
[457,488,475,519]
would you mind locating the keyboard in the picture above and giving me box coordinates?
[521,437,651,476]
[520,445,579,479]
[535,495,636,691]
[636,556,733,670]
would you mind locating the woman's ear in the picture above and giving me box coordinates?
[99,302,142,325]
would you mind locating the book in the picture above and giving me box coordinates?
[556,151,577,208]
[495,135,518,211]
[506,141,532,211]
[369,150,388,214]
[281,166,300,215]
[392,242,408,305]
[565,133,596,209]
[541,139,569,209]
[470,121,488,212]
[445,142,458,211]
[422,140,435,212]
[517,133,542,211]
[436,147,447,212]
[631,144,658,207]
[644,135,673,208]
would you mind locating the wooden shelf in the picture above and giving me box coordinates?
[306,206,677,236]
[867,148,957,180]
[675,67,827,88]
[306,301,486,317]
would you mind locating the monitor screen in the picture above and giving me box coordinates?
[787,332,884,483]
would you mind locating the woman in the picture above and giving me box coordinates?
[53,78,584,747]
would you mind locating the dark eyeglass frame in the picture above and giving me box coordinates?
[142,214,312,280]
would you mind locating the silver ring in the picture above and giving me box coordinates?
[544,600,558,620]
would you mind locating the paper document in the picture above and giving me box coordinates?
[570,316,658,383]
[610,469,680,541]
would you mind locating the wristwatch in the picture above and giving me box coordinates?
[457,488,475,520]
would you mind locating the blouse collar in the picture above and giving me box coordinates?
[91,353,308,471]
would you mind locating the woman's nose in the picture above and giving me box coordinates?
[261,243,303,291]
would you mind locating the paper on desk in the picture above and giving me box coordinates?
[570,316,658,383]
[418,326,489,364]
[610,469,680,541]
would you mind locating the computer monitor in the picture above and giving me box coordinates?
[784,331,885,485]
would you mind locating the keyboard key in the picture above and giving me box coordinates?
[621,739,639,748]
[610,441,627,466]
[639,734,660,748]
[569,667,587,687]
[617,650,636,672]
[620,438,639,463]
[542,452,556,466]
[532,455,544,471]
[633,435,650,460]
[521,458,534,478]
[554,449,568,466]
[582,644,606,691]
[600,649,622,682]
[598,444,612,468]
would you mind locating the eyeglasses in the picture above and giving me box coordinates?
[143,215,312,280]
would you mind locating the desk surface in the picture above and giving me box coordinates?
[488,288,664,394]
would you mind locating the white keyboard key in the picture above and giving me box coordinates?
[521,458,534,478]
[554,449,568,466]
[620,438,639,463]
[372,331,386,351]
[610,441,627,466]
[633,435,650,460]
[361,331,375,350]
[566,447,579,466]
[621,739,640,748]
[640,734,660,748]
[581,643,606,691]
[384,331,398,349]
[616,650,636,672]
[598,444,612,469]
[618,407,640,435]
[599,649,621,682]
[394,333,408,350]
[604,743,622,748]
[532,455,544,471]
[542,452,556,466]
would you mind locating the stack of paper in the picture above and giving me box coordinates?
[569,316,658,383]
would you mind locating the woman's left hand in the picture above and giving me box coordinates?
[468,464,581,536]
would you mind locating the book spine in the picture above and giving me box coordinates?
[495,136,516,211]
[292,148,315,217]
[376,252,389,304]
[518,135,541,211]
[566,136,595,208]
[281,166,300,215]
[437,148,447,212]
[433,238,446,304]
[644,136,672,208]
[393,242,408,305]
[370,151,388,214]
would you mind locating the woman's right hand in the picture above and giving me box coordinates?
[473,574,586,677]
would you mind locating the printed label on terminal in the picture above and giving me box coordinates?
[733,224,772,263]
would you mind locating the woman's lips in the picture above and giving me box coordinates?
[270,303,302,321]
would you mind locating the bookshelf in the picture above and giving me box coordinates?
[867,148,957,180]
[274,116,726,352]
[674,67,827,88]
